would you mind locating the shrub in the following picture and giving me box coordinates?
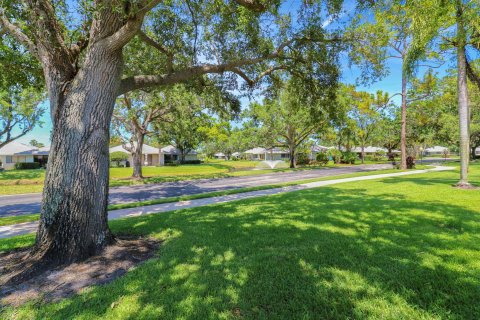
[407,156,415,169]
[315,152,329,166]
[14,162,41,170]
[387,152,396,161]
[181,160,202,165]
[327,149,342,164]
[373,150,386,161]
[341,151,357,164]
[296,153,310,165]
[110,151,128,167]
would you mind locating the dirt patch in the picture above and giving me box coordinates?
[0,236,160,307]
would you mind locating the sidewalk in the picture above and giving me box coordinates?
[0,166,454,239]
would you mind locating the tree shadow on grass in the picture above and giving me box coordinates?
[7,186,480,319]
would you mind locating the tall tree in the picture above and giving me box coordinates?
[346,87,388,164]
[248,77,337,168]
[155,105,211,163]
[0,1,345,266]
[0,24,44,148]
[407,0,479,186]
[349,1,439,169]
[112,91,172,179]
[0,88,44,148]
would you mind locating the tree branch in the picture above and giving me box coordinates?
[138,30,174,72]
[104,0,163,50]
[118,33,330,94]
[466,56,480,90]
[0,8,38,58]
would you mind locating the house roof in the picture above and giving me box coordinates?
[160,145,197,155]
[0,141,50,156]
[351,146,387,153]
[232,152,241,157]
[214,152,225,157]
[244,147,288,154]
[311,145,334,152]
[109,143,160,155]
[424,146,448,152]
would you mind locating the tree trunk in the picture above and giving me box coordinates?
[456,4,470,186]
[289,145,295,168]
[361,144,365,164]
[400,69,408,170]
[34,44,123,265]
[180,149,185,163]
[131,133,145,179]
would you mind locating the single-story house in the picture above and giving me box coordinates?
[476,147,480,156]
[424,146,449,156]
[109,144,161,166]
[0,141,50,170]
[160,145,197,164]
[352,146,388,156]
[214,152,226,160]
[244,147,289,161]
[109,144,198,166]
[309,145,335,160]
[231,152,241,159]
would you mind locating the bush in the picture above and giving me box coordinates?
[327,149,342,164]
[315,152,329,166]
[296,153,310,165]
[372,150,386,161]
[341,151,357,164]
[110,151,128,167]
[181,160,202,165]
[407,156,415,169]
[14,162,41,170]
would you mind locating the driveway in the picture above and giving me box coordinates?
[0,164,392,217]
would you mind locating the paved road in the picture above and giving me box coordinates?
[0,164,392,217]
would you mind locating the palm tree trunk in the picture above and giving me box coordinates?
[400,69,408,170]
[456,2,470,186]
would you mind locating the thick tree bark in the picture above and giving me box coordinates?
[456,3,470,186]
[34,44,123,265]
[400,70,408,170]
[361,144,365,164]
[131,132,145,179]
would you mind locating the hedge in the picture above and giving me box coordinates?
[14,162,41,170]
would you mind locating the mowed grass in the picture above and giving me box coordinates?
[0,162,258,195]
[1,163,479,319]
[0,167,407,227]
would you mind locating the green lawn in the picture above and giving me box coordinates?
[0,167,409,227]
[0,159,399,195]
[1,163,479,319]
[0,160,335,195]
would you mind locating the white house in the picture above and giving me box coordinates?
[309,145,335,160]
[109,144,161,166]
[213,152,226,160]
[244,147,289,161]
[109,143,198,166]
[424,146,449,156]
[160,145,197,164]
[352,146,388,156]
[0,141,50,170]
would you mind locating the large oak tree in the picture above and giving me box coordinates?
[0,0,345,267]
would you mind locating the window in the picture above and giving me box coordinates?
[6,156,13,163]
